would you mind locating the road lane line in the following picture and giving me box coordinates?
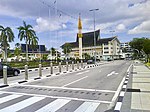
[76,70,89,75]
[20,84,116,93]
[109,72,126,109]
[62,76,88,87]
[114,102,122,110]
[0,96,45,112]
[35,99,70,112]
[113,63,133,111]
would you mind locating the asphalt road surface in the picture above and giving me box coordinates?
[0,60,132,112]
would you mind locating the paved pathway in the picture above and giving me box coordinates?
[120,61,150,112]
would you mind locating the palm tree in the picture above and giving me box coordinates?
[29,36,38,52]
[18,21,37,62]
[29,36,38,60]
[14,43,21,61]
[50,47,56,56]
[0,25,14,62]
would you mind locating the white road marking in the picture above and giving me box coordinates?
[109,71,127,108]
[127,64,132,72]
[120,91,125,96]
[35,99,70,112]
[0,96,45,112]
[74,102,100,112]
[0,91,111,104]
[0,94,23,104]
[124,81,128,83]
[112,63,133,110]
[62,76,88,87]
[84,102,100,112]
[114,102,122,110]
[107,71,118,77]
[123,85,127,88]
[76,70,89,75]
[74,102,92,112]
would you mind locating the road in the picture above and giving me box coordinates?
[0,60,132,112]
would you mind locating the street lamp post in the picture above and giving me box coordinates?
[89,8,99,64]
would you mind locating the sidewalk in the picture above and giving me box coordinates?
[121,61,150,112]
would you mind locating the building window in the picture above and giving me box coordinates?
[104,43,108,45]
[104,51,109,53]
[104,47,109,49]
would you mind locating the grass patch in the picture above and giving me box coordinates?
[146,63,150,67]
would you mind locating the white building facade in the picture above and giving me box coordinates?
[62,30,121,61]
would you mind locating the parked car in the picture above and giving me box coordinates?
[87,60,94,64]
[107,58,112,61]
[0,64,20,77]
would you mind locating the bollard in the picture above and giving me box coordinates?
[77,61,79,69]
[59,62,61,73]
[66,61,68,71]
[39,64,42,77]
[81,60,83,68]
[3,66,8,85]
[25,65,28,81]
[50,62,53,74]
[72,61,74,70]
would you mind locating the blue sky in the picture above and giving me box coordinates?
[0,0,150,51]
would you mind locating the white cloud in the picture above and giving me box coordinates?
[34,17,61,32]
[128,20,150,34]
[116,24,126,31]
[0,0,150,35]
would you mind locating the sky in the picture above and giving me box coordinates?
[0,0,150,51]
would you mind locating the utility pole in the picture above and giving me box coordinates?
[89,8,99,64]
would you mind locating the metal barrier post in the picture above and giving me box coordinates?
[77,61,79,69]
[59,62,61,73]
[81,60,83,68]
[50,62,53,74]
[3,66,8,85]
[39,64,42,77]
[25,65,28,80]
[66,61,68,71]
[72,61,74,70]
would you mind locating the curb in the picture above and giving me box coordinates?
[114,72,130,112]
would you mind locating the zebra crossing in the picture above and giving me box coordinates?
[0,91,102,112]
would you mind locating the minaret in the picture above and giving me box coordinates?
[78,14,83,60]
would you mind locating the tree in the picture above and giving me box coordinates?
[14,43,21,61]
[130,38,150,61]
[129,38,146,52]
[143,39,150,62]
[29,36,38,53]
[18,21,37,62]
[0,25,14,62]
[50,47,56,56]
[83,53,91,60]
[61,43,72,57]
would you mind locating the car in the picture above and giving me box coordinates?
[107,58,112,61]
[0,63,20,77]
[87,60,95,64]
